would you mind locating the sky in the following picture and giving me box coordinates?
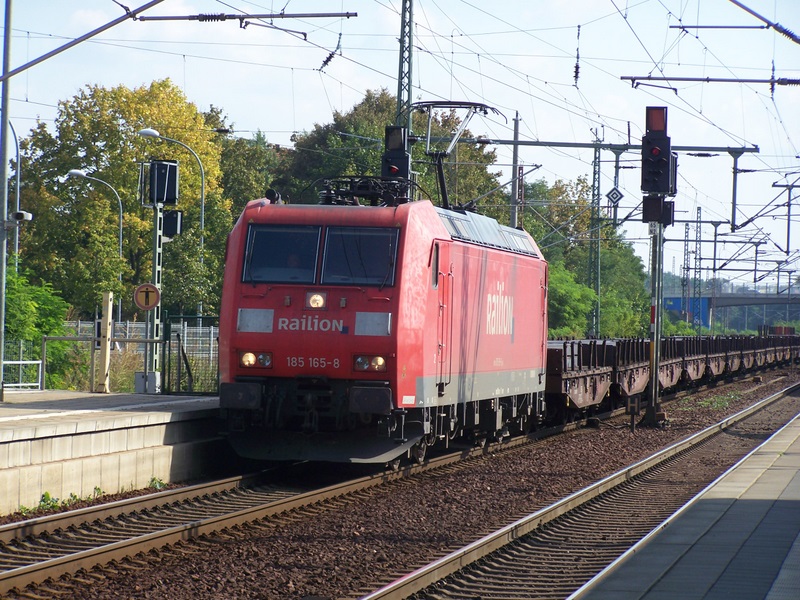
[3,0,800,293]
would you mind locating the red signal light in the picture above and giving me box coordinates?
[645,106,667,133]
[650,146,661,158]
[387,164,400,175]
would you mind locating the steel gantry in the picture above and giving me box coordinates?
[457,136,757,335]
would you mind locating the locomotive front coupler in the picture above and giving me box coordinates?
[377,410,399,437]
[390,408,408,444]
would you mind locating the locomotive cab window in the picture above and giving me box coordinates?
[322,227,399,287]
[243,224,321,283]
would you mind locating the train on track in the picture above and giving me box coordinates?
[545,332,798,424]
[219,173,549,464]
[218,120,799,466]
[217,176,800,466]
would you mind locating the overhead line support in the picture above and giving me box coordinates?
[136,12,358,21]
[621,75,800,86]
[589,129,602,335]
[395,0,413,131]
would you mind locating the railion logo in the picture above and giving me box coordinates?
[486,281,514,336]
[277,316,345,332]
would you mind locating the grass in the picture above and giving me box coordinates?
[148,476,167,490]
[676,391,741,411]
[13,477,167,520]
[17,487,104,517]
[44,343,218,393]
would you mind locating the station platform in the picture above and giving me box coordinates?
[0,390,223,515]
[571,413,800,600]
[0,388,218,418]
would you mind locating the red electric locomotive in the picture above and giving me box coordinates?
[218,176,548,465]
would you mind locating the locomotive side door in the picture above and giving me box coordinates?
[435,242,453,396]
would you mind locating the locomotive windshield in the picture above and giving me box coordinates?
[242,224,321,283]
[321,227,399,287]
[242,224,398,287]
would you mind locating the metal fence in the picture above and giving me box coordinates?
[1,340,41,390]
[162,316,219,394]
[3,317,219,394]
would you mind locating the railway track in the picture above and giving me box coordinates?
[0,471,310,594]
[0,416,586,597]
[360,381,800,599]
[1,375,793,598]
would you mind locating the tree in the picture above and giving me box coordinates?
[283,89,502,208]
[597,243,649,336]
[4,264,70,343]
[511,175,649,338]
[3,266,72,388]
[283,89,393,203]
[417,108,503,209]
[18,79,229,318]
[204,107,291,214]
[547,262,596,337]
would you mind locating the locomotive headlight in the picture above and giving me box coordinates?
[353,354,387,372]
[239,352,273,368]
[306,292,327,309]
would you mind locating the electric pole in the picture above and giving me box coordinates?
[641,106,677,427]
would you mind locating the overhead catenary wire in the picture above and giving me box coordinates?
[10,0,799,289]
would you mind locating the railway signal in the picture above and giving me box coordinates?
[642,106,676,429]
[641,106,677,197]
[381,125,411,179]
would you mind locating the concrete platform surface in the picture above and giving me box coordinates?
[0,389,218,415]
[571,413,800,600]
[0,390,223,515]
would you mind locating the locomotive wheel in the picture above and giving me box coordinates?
[411,440,428,464]
[386,458,402,471]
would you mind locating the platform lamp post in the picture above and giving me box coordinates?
[137,128,205,316]
[66,170,123,325]
[9,120,19,272]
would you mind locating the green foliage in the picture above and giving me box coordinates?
[419,108,502,208]
[676,392,740,411]
[283,88,502,208]
[38,491,60,511]
[662,312,699,335]
[45,341,91,391]
[19,79,226,318]
[218,131,288,213]
[513,177,649,338]
[42,343,145,393]
[14,81,651,343]
[547,262,596,337]
[283,89,391,203]
[4,267,74,389]
[4,267,39,342]
[148,476,166,490]
[520,178,594,256]
[4,266,70,342]
[16,487,102,517]
[596,244,649,337]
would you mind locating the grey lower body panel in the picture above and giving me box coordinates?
[225,427,423,464]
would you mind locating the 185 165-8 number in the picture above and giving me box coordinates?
[287,356,340,369]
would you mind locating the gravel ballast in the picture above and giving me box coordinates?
[12,371,800,599]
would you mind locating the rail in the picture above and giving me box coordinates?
[361,380,800,599]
